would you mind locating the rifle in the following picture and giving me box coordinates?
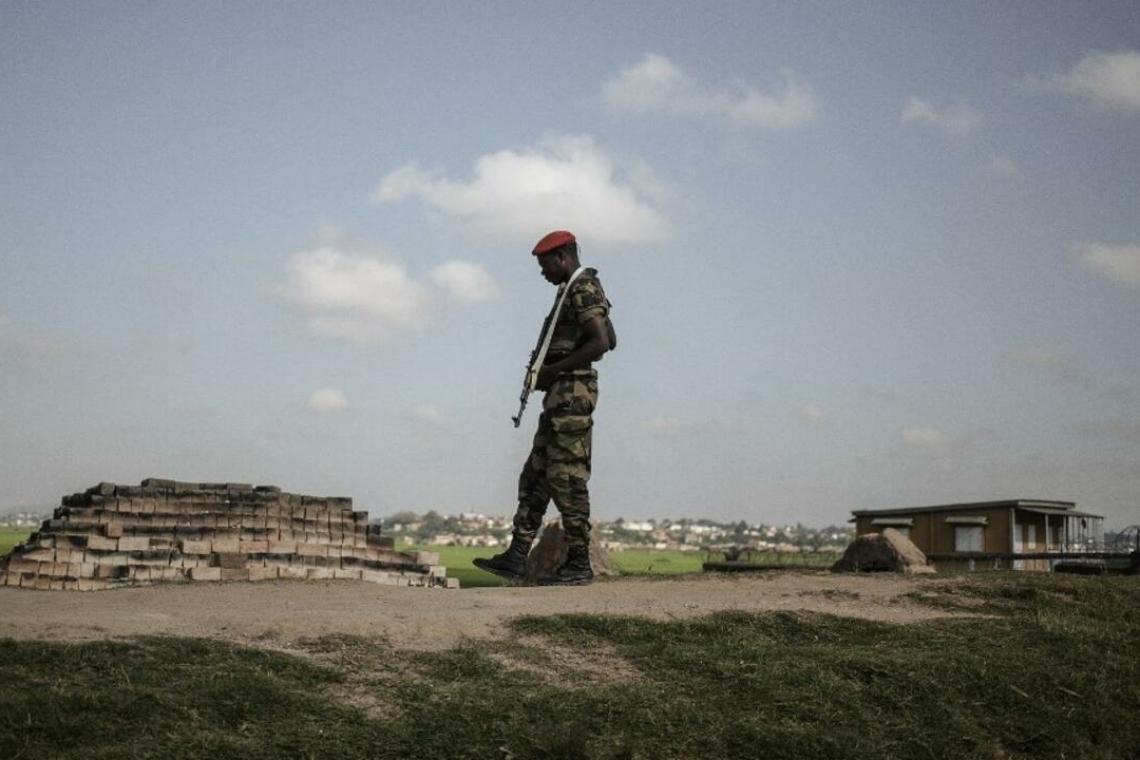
[512,266,585,428]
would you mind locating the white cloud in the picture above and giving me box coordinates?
[902,96,981,138]
[1077,242,1140,289]
[373,135,669,246]
[272,246,428,345]
[1048,50,1140,112]
[799,403,827,424]
[430,260,499,304]
[900,426,951,449]
[307,388,349,414]
[602,53,818,129]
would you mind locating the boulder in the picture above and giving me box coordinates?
[524,520,614,583]
[830,528,935,574]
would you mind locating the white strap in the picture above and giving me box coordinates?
[528,266,586,389]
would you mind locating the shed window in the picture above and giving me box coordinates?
[954,525,983,552]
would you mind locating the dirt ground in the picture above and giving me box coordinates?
[0,571,961,651]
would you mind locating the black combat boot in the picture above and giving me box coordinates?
[537,545,594,586]
[472,535,531,582]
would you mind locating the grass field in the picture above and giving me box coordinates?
[2,572,1138,759]
[0,527,31,557]
[423,544,710,587]
[424,545,840,587]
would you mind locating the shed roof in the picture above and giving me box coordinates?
[850,499,1101,519]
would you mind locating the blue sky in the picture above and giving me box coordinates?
[2,2,1138,528]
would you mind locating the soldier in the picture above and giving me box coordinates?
[474,230,615,585]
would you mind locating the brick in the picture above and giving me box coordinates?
[360,569,390,584]
[95,565,130,580]
[278,566,308,580]
[190,566,221,581]
[117,537,150,552]
[211,538,240,553]
[7,557,41,574]
[23,548,55,562]
[87,482,117,496]
[104,522,124,538]
[306,567,334,580]
[333,568,362,580]
[213,553,246,569]
[296,543,327,557]
[248,566,279,582]
[220,568,249,582]
[180,539,212,555]
[414,551,440,566]
[265,541,297,555]
[239,540,269,554]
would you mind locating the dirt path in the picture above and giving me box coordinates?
[0,572,959,651]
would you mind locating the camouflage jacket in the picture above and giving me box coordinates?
[544,268,611,363]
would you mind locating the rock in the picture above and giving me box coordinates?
[830,528,935,574]
[524,520,614,583]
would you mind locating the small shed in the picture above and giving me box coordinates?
[850,499,1105,572]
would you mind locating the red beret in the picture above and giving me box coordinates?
[532,230,575,256]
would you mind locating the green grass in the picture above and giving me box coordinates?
[418,545,710,587]
[429,544,837,587]
[3,573,1138,759]
[0,527,32,557]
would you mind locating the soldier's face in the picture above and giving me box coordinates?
[538,251,570,284]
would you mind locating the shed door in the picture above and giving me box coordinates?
[954,525,983,552]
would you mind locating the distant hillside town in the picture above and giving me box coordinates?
[0,510,50,529]
[378,510,854,554]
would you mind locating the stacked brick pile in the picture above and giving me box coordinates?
[0,479,456,591]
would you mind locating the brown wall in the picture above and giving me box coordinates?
[857,506,1015,555]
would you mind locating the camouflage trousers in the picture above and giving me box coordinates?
[513,370,598,548]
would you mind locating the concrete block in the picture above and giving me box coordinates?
[214,553,247,569]
[220,568,249,582]
[179,539,211,555]
[306,567,334,580]
[212,538,240,553]
[248,566,279,581]
[278,566,308,580]
[104,522,124,538]
[117,537,150,552]
[266,541,297,555]
[296,543,327,557]
[95,564,130,580]
[414,551,440,566]
[85,534,119,552]
[239,540,269,554]
[333,568,362,580]
[190,566,221,581]
[87,482,117,496]
[8,558,42,575]
[360,569,390,584]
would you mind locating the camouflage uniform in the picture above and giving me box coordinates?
[513,268,611,548]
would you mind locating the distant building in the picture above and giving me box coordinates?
[851,499,1105,572]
